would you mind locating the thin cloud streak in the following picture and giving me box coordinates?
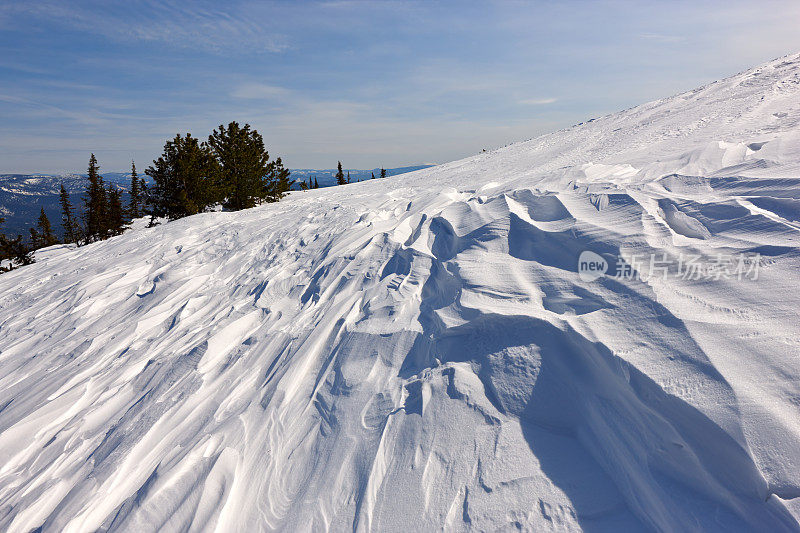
[519,98,557,105]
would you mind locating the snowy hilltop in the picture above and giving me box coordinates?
[2,52,800,531]
[0,167,431,238]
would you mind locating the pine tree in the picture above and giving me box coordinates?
[83,154,109,243]
[335,161,346,185]
[35,208,57,247]
[314,177,319,189]
[107,184,126,236]
[208,122,289,209]
[380,168,386,179]
[264,157,293,201]
[59,183,80,245]
[97,178,109,238]
[29,227,40,249]
[371,172,375,179]
[128,160,141,219]
[139,176,148,221]
[347,171,351,184]
[146,133,220,220]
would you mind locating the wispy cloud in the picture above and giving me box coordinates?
[0,93,108,126]
[6,0,289,53]
[519,98,557,105]
[0,59,50,75]
[638,33,686,44]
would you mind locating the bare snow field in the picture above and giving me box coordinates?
[2,53,800,531]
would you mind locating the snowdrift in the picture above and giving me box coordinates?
[2,53,800,531]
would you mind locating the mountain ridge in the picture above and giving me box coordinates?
[0,166,433,236]
[1,53,800,531]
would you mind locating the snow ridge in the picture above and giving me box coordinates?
[2,53,800,531]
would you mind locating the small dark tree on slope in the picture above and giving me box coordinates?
[83,153,107,243]
[28,226,39,249]
[0,218,34,271]
[39,208,57,246]
[96,181,109,238]
[262,156,293,201]
[107,184,126,235]
[380,168,386,179]
[139,175,149,222]
[301,177,316,191]
[59,183,80,245]
[30,208,57,248]
[128,160,142,219]
[336,161,346,185]
[0,235,34,271]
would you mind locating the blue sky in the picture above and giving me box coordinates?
[2,0,800,173]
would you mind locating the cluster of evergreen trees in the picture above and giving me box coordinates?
[146,122,292,220]
[297,164,387,191]
[329,162,386,186]
[1,154,139,271]
[2,122,393,273]
[0,209,54,271]
[1,121,292,273]
[299,177,320,191]
[0,218,35,272]
[77,154,132,243]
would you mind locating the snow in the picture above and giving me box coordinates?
[2,52,800,531]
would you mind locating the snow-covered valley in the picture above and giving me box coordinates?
[2,53,800,531]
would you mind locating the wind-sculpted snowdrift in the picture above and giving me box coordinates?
[2,53,800,531]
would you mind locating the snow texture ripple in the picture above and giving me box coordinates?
[2,53,800,531]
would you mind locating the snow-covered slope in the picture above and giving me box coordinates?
[2,53,800,532]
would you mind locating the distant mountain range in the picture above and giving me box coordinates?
[0,165,432,237]
[0,173,136,239]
